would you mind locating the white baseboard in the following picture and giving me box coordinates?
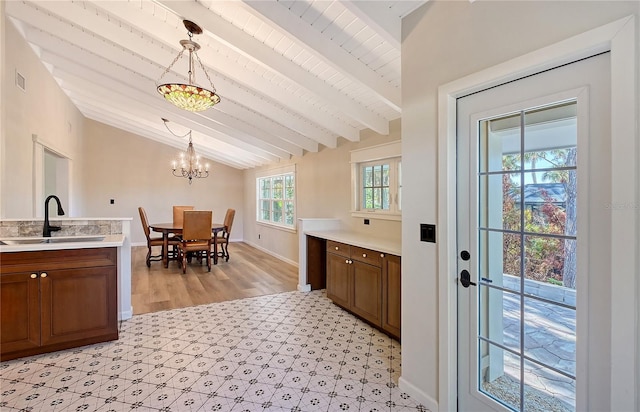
[297,283,311,292]
[118,307,133,321]
[399,376,439,412]
[243,240,299,268]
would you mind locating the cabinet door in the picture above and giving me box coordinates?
[382,254,401,338]
[0,272,40,354]
[351,261,382,327]
[40,267,118,346]
[326,253,351,309]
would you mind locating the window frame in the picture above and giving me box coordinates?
[350,141,402,221]
[256,166,297,231]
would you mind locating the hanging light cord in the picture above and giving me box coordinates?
[162,118,190,139]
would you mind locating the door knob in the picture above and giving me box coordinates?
[460,250,471,261]
[460,270,476,288]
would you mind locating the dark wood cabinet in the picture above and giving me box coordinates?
[326,252,351,308]
[382,254,401,338]
[325,240,400,338]
[1,248,118,361]
[351,260,382,326]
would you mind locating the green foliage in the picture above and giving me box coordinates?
[502,151,569,284]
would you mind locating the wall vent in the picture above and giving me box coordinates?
[15,70,26,92]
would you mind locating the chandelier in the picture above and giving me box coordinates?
[157,20,221,112]
[163,118,209,184]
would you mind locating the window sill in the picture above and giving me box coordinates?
[257,221,297,234]
[350,211,402,222]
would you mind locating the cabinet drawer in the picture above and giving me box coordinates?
[1,248,117,273]
[327,240,350,258]
[351,246,382,267]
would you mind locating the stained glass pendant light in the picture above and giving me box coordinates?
[157,20,221,112]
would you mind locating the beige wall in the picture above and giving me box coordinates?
[1,15,84,217]
[401,1,639,410]
[0,13,243,245]
[242,119,402,264]
[78,119,245,246]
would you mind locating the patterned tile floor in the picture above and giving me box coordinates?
[0,290,428,412]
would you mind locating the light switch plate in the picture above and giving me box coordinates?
[420,223,436,243]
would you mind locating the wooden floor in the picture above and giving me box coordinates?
[130,242,299,315]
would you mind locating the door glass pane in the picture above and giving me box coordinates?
[479,173,521,231]
[524,297,576,377]
[523,360,575,412]
[524,235,567,297]
[478,229,521,293]
[479,344,522,411]
[480,113,522,173]
[478,286,521,353]
[476,100,577,412]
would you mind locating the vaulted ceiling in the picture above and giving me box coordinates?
[6,1,426,169]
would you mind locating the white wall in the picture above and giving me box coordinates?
[401,1,639,411]
[242,119,402,264]
[1,15,84,218]
[78,119,245,246]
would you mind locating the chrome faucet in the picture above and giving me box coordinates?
[43,195,65,237]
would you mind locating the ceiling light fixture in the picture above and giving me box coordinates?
[162,118,209,184]
[157,20,221,112]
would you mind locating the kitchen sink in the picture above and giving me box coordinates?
[0,236,105,245]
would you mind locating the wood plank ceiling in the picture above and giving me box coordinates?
[6,1,426,169]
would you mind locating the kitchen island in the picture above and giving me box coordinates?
[0,234,126,361]
[0,217,132,320]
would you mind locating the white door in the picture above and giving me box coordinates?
[457,53,611,411]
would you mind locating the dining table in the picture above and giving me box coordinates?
[150,222,226,268]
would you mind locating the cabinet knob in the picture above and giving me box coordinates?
[380,253,384,258]
[40,273,48,278]
[335,246,339,250]
[30,273,38,279]
[345,259,349,264]
[362,253,367,258]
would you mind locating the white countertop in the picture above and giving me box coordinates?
[0,234,125,253]
[305,230,401,256]
[0,217,133,222]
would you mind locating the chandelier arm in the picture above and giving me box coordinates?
[157,49,186,85]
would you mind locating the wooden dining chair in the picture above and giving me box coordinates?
[172,205,195,226]
[213,208,235,262]
[177,210,213,274]
[138,207,180,267]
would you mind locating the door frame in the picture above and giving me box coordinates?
[436,15,637,412]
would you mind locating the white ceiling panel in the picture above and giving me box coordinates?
[5,0,427,169]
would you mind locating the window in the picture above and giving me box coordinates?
[351,141,402,220]
[360,159,401,212]
[257,169,296,229]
